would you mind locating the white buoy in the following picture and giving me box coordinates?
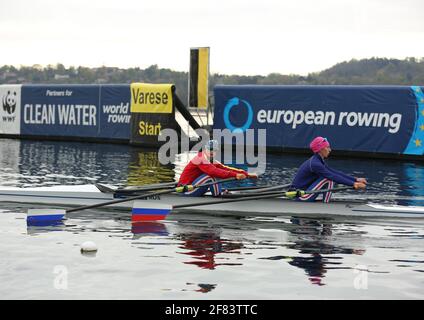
[80,241,98,253]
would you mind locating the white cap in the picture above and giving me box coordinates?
[204,139,219,151]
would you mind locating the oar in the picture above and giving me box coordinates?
[116,181,178,193]
[95,182,178,194]
[231,183,291,194]
[132,185,356,221]
[26,177,240,224]
[176,185,355,208]
[286,185,355,198]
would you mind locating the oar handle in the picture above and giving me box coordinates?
[115,182,178,193]
[66,177,239,213]
[285,186,354,198]
[174,191,286,209]
[237,183,291,194]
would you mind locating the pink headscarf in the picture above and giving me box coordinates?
[310,136,330,153]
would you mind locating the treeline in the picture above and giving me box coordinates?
[1,57,424,105]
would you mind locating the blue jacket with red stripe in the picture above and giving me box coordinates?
[291,154,356,190]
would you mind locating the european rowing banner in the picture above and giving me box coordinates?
[130,83,177,146]
[0,85,21,135]
[213,85,424,156]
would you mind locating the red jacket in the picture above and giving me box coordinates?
[178,152,248,185]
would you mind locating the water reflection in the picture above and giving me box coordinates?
[0,138,176,188]
[131,221,169,237]
[22,209,366,285]
[177,231,244,270]
[260,217,365,286]
[16,205,424,296]
[26,223,66,235]
[403,162,424,206]
[27,219,65,228]
[80,251,98,258]
[185,283,217,293]
[127,150,175,186]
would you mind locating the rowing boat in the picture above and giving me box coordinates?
[1,184,424,218]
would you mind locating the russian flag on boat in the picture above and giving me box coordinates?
[132,201,172,221]
[27,209,66,224]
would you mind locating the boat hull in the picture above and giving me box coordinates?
[1,184,424,218]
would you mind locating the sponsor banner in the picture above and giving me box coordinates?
[20,84,131,140]
[213,85,423,155]
[403,86,424,155]
[130,83,173,114]
[21,85,100,137]
[0,85,21,134]
[99,85,131,139]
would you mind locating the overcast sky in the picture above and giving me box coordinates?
[1,0,423,75]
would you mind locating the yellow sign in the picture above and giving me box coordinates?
[138,121,162,136]
[197,47,209,109]
[130,83,173,113]
[189,47,209,109]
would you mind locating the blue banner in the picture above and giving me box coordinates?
[21,85,100,137]
[21,84,131,140]
[213,85,424,155]
[99,85,130,140]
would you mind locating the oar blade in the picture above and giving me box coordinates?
[27,209,66,225]
[132,201,172,222]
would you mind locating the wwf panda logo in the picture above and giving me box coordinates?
[2,90,17,114]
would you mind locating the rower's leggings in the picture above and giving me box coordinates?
[182,174,222,197]
[297,178,334,203]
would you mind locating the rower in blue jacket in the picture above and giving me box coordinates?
[290,136,367,202]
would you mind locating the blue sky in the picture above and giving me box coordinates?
[1,0,423,75]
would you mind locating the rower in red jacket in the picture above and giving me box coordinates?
[178,140,257,196]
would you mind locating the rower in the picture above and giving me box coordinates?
[290,136,367,202]
[178,140,257,197]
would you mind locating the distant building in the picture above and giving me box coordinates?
[2,72,17,80]
[96,78,108,84]
[54,74,70,80]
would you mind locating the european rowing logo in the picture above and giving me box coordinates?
[2,90,17,115]
[223,97,253,133]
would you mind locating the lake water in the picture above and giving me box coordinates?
[1,138,424,299]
